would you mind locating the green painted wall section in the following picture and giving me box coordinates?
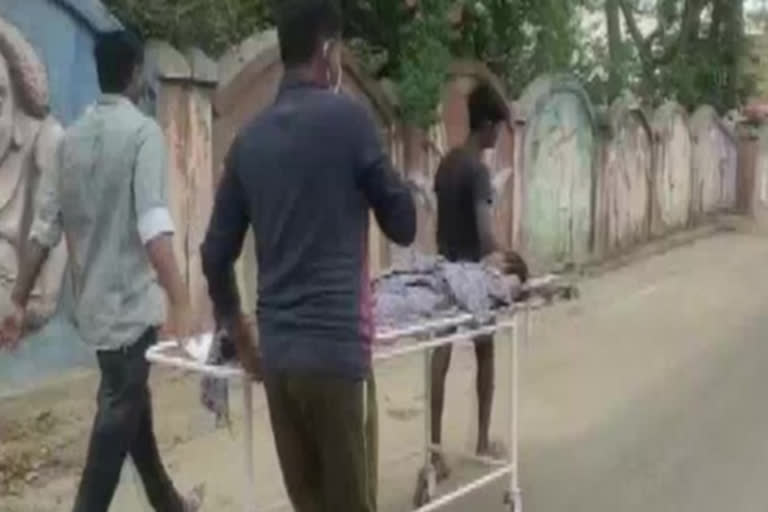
[520,79,596,272]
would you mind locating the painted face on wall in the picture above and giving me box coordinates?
[0,54,13,163]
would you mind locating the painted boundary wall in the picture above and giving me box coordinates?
[1,18,757,392]
[212,30,748,301]
[734,104,768,226]
[0,3,221,390]
[144,42,219,334]
[0,3,120,393]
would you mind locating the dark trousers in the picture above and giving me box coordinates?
[72,329,184,512]
[264,371,378,512]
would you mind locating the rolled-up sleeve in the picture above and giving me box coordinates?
[133,120,175,244]
[29,140,64,249]
[201,144,250,321]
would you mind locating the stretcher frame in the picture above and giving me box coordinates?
[146,302,534,512]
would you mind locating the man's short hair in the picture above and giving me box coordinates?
[94,30,144,94]
[274,0,342,68]
[468,83,509,132]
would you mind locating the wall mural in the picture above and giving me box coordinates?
[0,16,66,329]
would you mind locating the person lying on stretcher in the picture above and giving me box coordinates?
[430,83,528,482]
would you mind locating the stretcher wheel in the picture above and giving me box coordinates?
[413,467,434,508]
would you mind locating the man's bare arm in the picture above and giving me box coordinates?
[11,240,50,308]
[145,234,187,308]
[2,240,49,346]
[144,234,196,341]
[476,201,529,281]
[132,120,195,339]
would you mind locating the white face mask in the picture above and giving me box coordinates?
[323,40,343,94]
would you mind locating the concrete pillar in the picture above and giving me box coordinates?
[145,41,219,332]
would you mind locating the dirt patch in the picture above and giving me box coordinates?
[0,367,209,502]
[0,373,96,497]
[0,411,59,495]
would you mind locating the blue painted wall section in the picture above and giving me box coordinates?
[0,0,119,126]
[0,0,119,396]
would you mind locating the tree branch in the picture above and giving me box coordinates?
[617,0,654,64]
[709,0,726,45]
[619,0,708,68]
[606,0,624,98]
[653,0,707,66]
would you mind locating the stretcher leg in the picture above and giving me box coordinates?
[504,311,525,512]
[243,378,256,512]
[414,349,436,508]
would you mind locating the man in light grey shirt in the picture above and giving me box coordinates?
[0,31,201,512]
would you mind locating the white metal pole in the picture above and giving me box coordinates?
[415,466,512,512]
[148,305,554,512]
[423,348,435,498]
[506,319,516,503]
[243,377,256,512]
[510,306,528,511]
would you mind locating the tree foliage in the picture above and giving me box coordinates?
[453,1,587,97]
[609,0,752,110]
[104,0,754,123]
[102,0,273,56]
[105,0,587,125]
[343,0,587,125]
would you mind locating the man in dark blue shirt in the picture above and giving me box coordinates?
[200,1,415,510]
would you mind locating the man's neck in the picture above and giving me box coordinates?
[100,92,133,105]
[464,134,484,159]
[283,65,323,87]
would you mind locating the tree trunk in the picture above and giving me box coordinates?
[722,0,744,109]
[606,0,624,100]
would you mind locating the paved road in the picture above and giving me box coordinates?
[8,230,768,512]
[443,231,768,512]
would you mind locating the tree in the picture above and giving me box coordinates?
[606,0,625,98]
[616,0,752,110]
[105,0,588,126]
[341,0,587,125]
[340,0,455,127]
[454,0,588,97]
[103,0,273,56]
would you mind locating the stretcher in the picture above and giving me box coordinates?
[146,301,541,512]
